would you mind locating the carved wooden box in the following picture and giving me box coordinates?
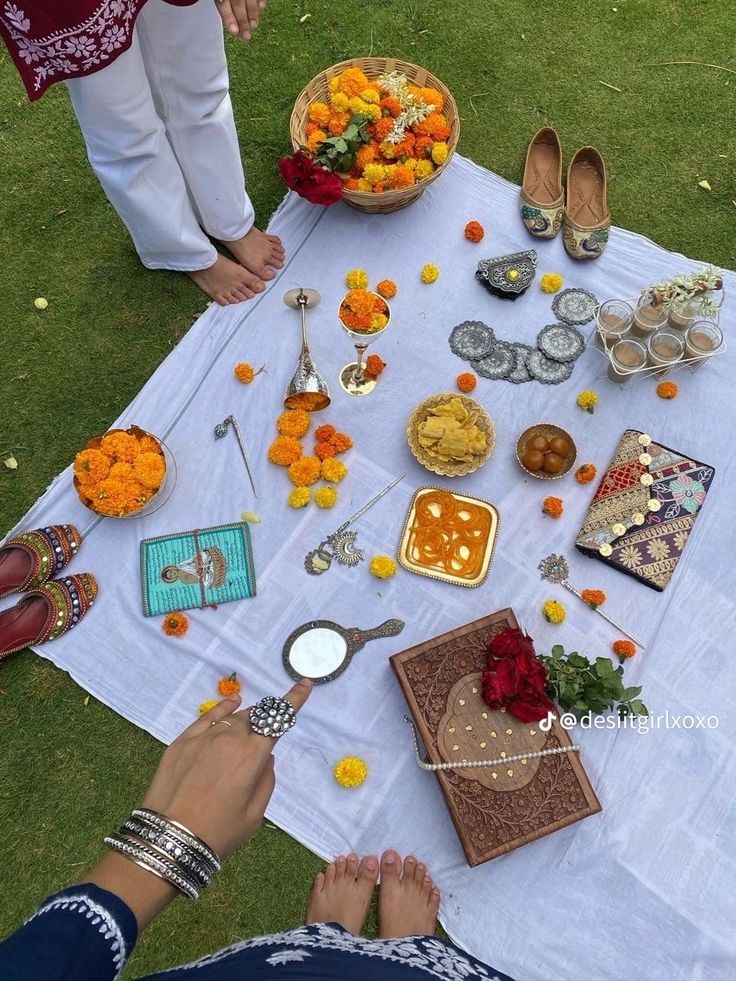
[390,609,601,866]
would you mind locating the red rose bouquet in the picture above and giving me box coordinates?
[278,151,344,206]
[481,627,556,723]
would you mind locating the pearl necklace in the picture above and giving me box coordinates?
[404,716,580,772]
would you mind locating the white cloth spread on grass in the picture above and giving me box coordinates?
[5,156,736,981]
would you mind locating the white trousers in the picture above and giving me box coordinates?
[66,0,254,271]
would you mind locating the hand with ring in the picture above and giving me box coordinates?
[215,0,267,41]
[141,678,312,860]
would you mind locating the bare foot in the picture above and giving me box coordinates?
[306,853,379,935]
[222,227,285,283]
[188,254,265,306]
[378,850,440,938]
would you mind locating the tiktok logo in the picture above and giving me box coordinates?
[539,711,556,731]
[539,711,577,730]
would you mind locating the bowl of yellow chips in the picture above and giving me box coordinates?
[407,394,496,477]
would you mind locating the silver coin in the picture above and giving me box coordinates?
[507,343,533,384]
[552,287,599,326]
[472,339,514,379]
[527,348,575,385]
[449,320,495,361]
[537,323,585,363]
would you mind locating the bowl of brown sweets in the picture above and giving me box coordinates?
[516,424,577,480]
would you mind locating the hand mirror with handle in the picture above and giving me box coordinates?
[282,618,405,684]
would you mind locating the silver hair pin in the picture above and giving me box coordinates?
[214,414,258,498]
[538,552,645,648]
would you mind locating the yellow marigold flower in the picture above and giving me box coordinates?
[420,263,440,284]
[287,455,322,487]
[288,486,311,508]
[321,458,347,483]
[370,313,389,331]
[307,129,327,153]
[359,87,380,103]
[345,268,369,290]
[413,158,434,180]
[100,431,139,464]
[198,699,219,715]
[328,76,340,94]
[540,272,564,294]
[74,448,112,485]
[334,756,368,788]
[362,163,387,187]
[576,390,599,414]
[277,409,311,438]
[363,103,382,122]
[348,96,371,115]
[330,91,350,111]
[357,179,372,192]
[543,599,566,624]
[133,451,165,490]
[234,362,255,384]
[315,486,337,509]
[370,555,396,579]
[307,101,331,126]
[431,142,449,166]
[268,435,302,466]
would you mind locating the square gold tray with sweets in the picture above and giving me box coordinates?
[397,486,499,587]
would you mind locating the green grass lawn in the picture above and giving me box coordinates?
[0,0,734,974]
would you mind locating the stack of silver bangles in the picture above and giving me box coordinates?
[104,807,221,900]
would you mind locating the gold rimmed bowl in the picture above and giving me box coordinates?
[516,423,577,480]
[407,393,496,477]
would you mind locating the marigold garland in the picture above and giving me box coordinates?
[370,555,397,579]
[576,463,598,484]
[234,362,255,384]
[421,263,440,284]
[613,639,637,660]
[315,486,337,509]
[334,756,368,788]
[365,354,386,379]
[277,410,311,438]
[268,435,302,467]
[288,486,311,508]
[345,268,369,290]
[576,390,599,414]
[163,612,188,637]
[543,600,566,624]
[287,456,322,487]
[464,220,484,243]
[581,589,607,609]
[321,458,348,483]
[456,372,477,393]
[540,272,564,294]
[376,279,397,299]
[542,496,564,519]
[217,672,241,697]
[656,380,679,399]
[198,699,219,715]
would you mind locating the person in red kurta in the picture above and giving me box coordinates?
[0,0,285,305]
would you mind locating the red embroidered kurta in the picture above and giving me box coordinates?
[0,0,197,101]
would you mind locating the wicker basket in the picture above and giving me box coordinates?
[289,57,460,214]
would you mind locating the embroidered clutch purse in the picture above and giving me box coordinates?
[475,250,537,300]
[575,430,715,591]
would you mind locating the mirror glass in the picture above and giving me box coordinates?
[288,627,348,680]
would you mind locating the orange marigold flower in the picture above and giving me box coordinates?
[315,440,337,460]
[376,279,397,299]
[277,409,311,438]
[355,144,377,170]
[464,220,485,243]
[414,136,434,159]
[100,431,139,464]
[163,611,188,637]
[217,672,241,697]
[133,451,165,490]
[542,496,564,518]
[456,372,477,393]
[575,463,597,484]
[387,163,415,189]
[315,424,336,442]
[234,362,255,384]
[413,112,450,141]
[93,476,131,515]
[328,111,350,136]
[372,117,395,143]
[365,354,386,379]
[307,101,331,127]
[372,182,386,194]
[109,462,134,482]
[419,87,444,109]
[656,380,679,399]
[613,640,637,660]
[74,448,111,485]
[336,67,370,97]
[268,435,302,466]
[305,121,320,137]
[380,96,403,118]
[287,455,322,486]
[581,588,606,609]
[344,178,361,191]
[330,433,353,454]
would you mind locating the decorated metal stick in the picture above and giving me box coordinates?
[538,553,645,648]
[214,414,258,498]
[305,474,405,575]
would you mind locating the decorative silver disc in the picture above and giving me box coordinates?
[551,288,599,326]
[472,340,515,380]
[249,696,297,738]
[507,343,533,384]
[537,323,585,363]
[527,348,575,385]
[449,321,495,361]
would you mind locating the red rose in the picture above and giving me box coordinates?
[278,151,343,206]
[507,692,556,724]
[481,657,520,705]
[487,627,525,659]
[482,629,555,723]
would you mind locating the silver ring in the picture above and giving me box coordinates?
[249,696,296,738]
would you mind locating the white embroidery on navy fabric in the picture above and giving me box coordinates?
[266,948,312,966]
[24,892,128,980]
